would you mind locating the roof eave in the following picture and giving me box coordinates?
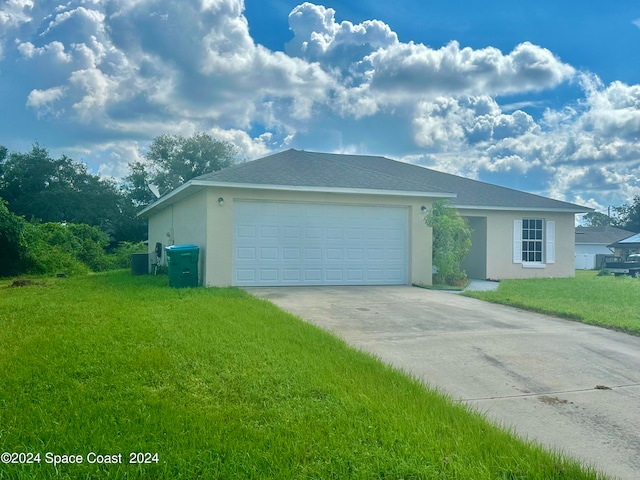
[138,180,456,217]
[454,204,593,214]
[137,180,202,217]
[202,181,455,198]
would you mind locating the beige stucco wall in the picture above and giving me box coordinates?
[147,190,208,285]
[203,187,434,287]
[459,208,577,279]
[147,185,578,286]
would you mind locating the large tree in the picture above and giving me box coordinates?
[124,132,238,205]
[581,211,612,227]
[0,144,145,242]
[614,196,640,233]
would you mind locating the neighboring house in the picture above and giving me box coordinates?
[574,226,635,269]
[139,149,590,287]
[608,233,640,259]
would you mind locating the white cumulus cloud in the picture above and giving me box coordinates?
[26,86,67,117]
[1,1,639,210]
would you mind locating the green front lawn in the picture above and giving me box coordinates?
[466,271,640,335]
[0,272,603,479]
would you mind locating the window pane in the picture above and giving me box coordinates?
[535,252,542,262]
[523,219,529,228]
[523,230,529,239]
[536,230,542,240]
[536,220,542,229]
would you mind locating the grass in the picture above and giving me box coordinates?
[465,270,640,335]
[0,272,604,479]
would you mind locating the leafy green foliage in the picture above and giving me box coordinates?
[613,195,640,233]
[20,222,89,276]
[0,214,146,277]
[0,199,27,276]
[124,132,238,204]
[581,211,612,227]
[0,144,146,242]
[424,200,472,285]
[107,241,147,269]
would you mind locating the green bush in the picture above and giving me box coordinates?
[1,202,147,277]
[0,199,27,277]
[21,223,89,276]
[34,222,111,272]
[424,200,472,285]
[107,241,147,269]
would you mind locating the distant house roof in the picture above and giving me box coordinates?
[608,233,640,249]
[575,226,636,245]
[140,149,590,216]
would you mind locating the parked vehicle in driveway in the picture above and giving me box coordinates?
[603,255,640,277]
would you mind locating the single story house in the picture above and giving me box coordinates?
[139,149,590,287]
[574,225,636,269]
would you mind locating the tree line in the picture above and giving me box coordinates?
[0,133,237,277]
[581,203,640,232]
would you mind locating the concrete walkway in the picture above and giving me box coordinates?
[464,279,500,291]
[247,285,640,480]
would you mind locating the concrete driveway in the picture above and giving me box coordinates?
[247,286,640,480]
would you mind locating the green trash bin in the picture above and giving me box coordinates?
[165,244,199,288]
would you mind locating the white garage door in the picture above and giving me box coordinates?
[233,201,409,286]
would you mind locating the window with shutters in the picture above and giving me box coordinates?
[513,219,555,266]
[522,219,543,263]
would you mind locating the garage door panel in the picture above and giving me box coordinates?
[233,201,408,286]
[260,226,278,238]
[326,269,343,281]
[304,248,322,260]
[347,228,364,239]
[237,225,256,238]
[305,227,322,239]
[347,269,364,281]
[283,226,301,239]
[387,248,404,260]
[260,247,278,260]
[282,269,301,281]
[347,249,364,260]
[326,248,343,260]
[260,270,278,281]
[237,247,256,260]
[304,269,322,281]
[282,248,300,260]
[236,269,256,282]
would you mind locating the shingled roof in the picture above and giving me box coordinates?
[194,149,589,212]
[575,226,635,244]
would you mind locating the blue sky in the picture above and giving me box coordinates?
[1,1,639,213]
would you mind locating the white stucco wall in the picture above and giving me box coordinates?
[458,209,577,279]
[147,190,208,285]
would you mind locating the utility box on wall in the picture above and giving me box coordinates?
[165,244,200,288]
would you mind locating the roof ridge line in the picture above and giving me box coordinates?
[299,150,454,195]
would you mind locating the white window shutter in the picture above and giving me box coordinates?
[546,221,556,264]
[513,220,522,264]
